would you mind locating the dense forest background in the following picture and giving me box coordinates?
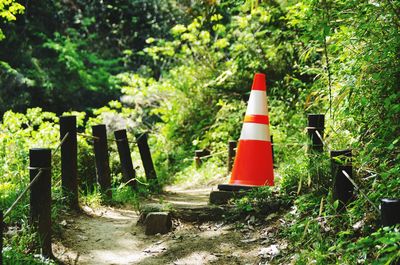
[0,0,399,264]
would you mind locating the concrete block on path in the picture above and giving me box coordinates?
[144,212,172,235]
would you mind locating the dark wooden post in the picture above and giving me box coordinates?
[381,199,400,227]
[194,149,210,169]
[29,148,52,258]
[1,210,3,265]
[114,129,136,188]
[194,150,203,169]
[92,125,112,199]
[60,116,79,210]
[331,149,353,208]
[227,140,237,173]
[136,133,157,181]
[307,114,325,152]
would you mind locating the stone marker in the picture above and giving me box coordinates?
[144,212,172,235]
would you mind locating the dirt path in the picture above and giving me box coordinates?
[149,187,212,209]
[53,187,281,265]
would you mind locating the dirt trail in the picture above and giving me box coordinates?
[53,187,277,265]
[150,187,212,209]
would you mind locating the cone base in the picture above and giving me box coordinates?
[230,140,274,186]
[218,184,256,192]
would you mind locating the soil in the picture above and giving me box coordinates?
[53,186,286,265]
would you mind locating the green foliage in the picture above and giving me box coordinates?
[172,158,227,187]
[234,187,275,214]
[3,222,55,264]
[345,227,400,265]
[0,108,60,219]
[279,190,400,264]
[0,0,24,40]
[111,186,142,211]
[0,0,190,115]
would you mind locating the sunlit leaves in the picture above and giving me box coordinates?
[171,24,187,36]
[0,0,24,40]
[0,0,24,21]
[213,38,229,49]
[211,13,223,21]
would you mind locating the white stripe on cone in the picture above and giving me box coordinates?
[239,123,271,141]
[246,90,269,116]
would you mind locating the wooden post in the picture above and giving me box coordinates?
[381,199,400,227]
[307,114,325,152]
[92,125,112,199]
[1,210,3,265]
[331,149,353,208]
[194,150,203,169]
[114,129,136,188]
[29,148,52,258]
[135,133,157,181]
[194,149,210,169]
[227,140,237,173]
[60,116,79,210]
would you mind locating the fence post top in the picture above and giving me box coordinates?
[381,198,400,203]
[114,129,127,137]
[307,113,325,117]
[135,132,148,138]
[307,114,325,127]
[29,148,52,152]
[60,116,77,128]
[330,149,352,157]
[60,115,77,119]
[92,124,106,129]
[114,129,127,133]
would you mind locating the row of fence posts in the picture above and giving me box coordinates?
[0,115,157,261]
[306,114,399,226]
[194,113,399,227]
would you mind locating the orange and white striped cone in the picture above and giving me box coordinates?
[219,73,274,191]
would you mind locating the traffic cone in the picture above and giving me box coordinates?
[219,73,274,191]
